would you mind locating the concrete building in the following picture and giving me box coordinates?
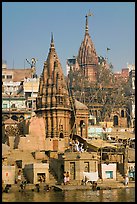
[24,163,49,184]
[58,151,99,185]
[23,77,40,110]
[66,57,80,76]
[2,61,39,122]
[2,81,22,95]
[74,100,89,138]
[2,165,16,184]
[2,118,19,148]
[2,59,36,82]
[113,68,129,82]
[2,94,26,119]
[101,163,116,180]
[2,62,27,122]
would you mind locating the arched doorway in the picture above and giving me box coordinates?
[80,120,84,137]
[59,132,64,138]
[121,110,124,117]
[113,115,118,126]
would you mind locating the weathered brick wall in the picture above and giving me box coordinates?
[18,116,46,151]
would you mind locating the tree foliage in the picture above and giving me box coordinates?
[66,58,131,122]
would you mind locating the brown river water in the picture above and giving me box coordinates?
[2,187,135,202]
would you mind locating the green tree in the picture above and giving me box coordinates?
[66,57,131,122]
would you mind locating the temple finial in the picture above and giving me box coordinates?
[85,10,93,34]
[50,32,54,48]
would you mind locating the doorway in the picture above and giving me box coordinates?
[113,115,118,126]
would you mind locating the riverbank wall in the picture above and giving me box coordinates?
[2,180,135,193]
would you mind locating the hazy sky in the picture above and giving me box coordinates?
[2,2,135,76]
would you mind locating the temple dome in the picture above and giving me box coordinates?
[75,99,88,110]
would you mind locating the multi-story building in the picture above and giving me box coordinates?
[19,77,40,110]
[2,60,35,83]
[114,68,129,82]
[2,60,39,122]
[66,57,80,76]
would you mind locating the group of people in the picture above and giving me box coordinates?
[69,139,84,152]
[38,175,46,183]
[63,171,70,185]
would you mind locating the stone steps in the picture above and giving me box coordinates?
[116,170,124,181]
[7,149,36,168]
[49,170,58,185]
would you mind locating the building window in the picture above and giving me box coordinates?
[80,120,85,137]
[84,162,89,172]
[3,104,8,109]
[6,75,12,79]
[105,171,113,179]
[28,101,32,108]
[58,96,63,104]
[70,162,75,180]
[121,110,124,117]
[59,132,64,138]
[2,75,5,79]
[26,92,31,98]
[90,119,95,125]
[11,104,16,108]
[113,115,118,126]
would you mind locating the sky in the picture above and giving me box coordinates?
[2,2,135,77]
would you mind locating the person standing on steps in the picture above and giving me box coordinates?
[63,171,67,185]
[66,172,70,184]
[17,169,22,184]
[124,175,129,186]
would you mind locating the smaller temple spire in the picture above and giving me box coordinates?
[50,32,54,48]
[85,14,88,34]
[85,10,93,34]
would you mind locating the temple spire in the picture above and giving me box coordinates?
[50,32,54,48]
[85,10,93,34]
[85,14,88,34]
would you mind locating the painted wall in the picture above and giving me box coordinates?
[101,163,116,180]
[2,165,16,184]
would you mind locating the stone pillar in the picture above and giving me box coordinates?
[53,112,57,137]
[124,145,129,175]
[9,136,15,149]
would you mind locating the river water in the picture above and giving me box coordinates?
[2,187,135,202]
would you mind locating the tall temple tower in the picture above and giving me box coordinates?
[36,34,72,151]
[77,12,98,82]
[8,34,89,152]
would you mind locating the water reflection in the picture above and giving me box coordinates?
[2,188,135,202]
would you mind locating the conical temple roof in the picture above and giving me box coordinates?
[77,13,98,67]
